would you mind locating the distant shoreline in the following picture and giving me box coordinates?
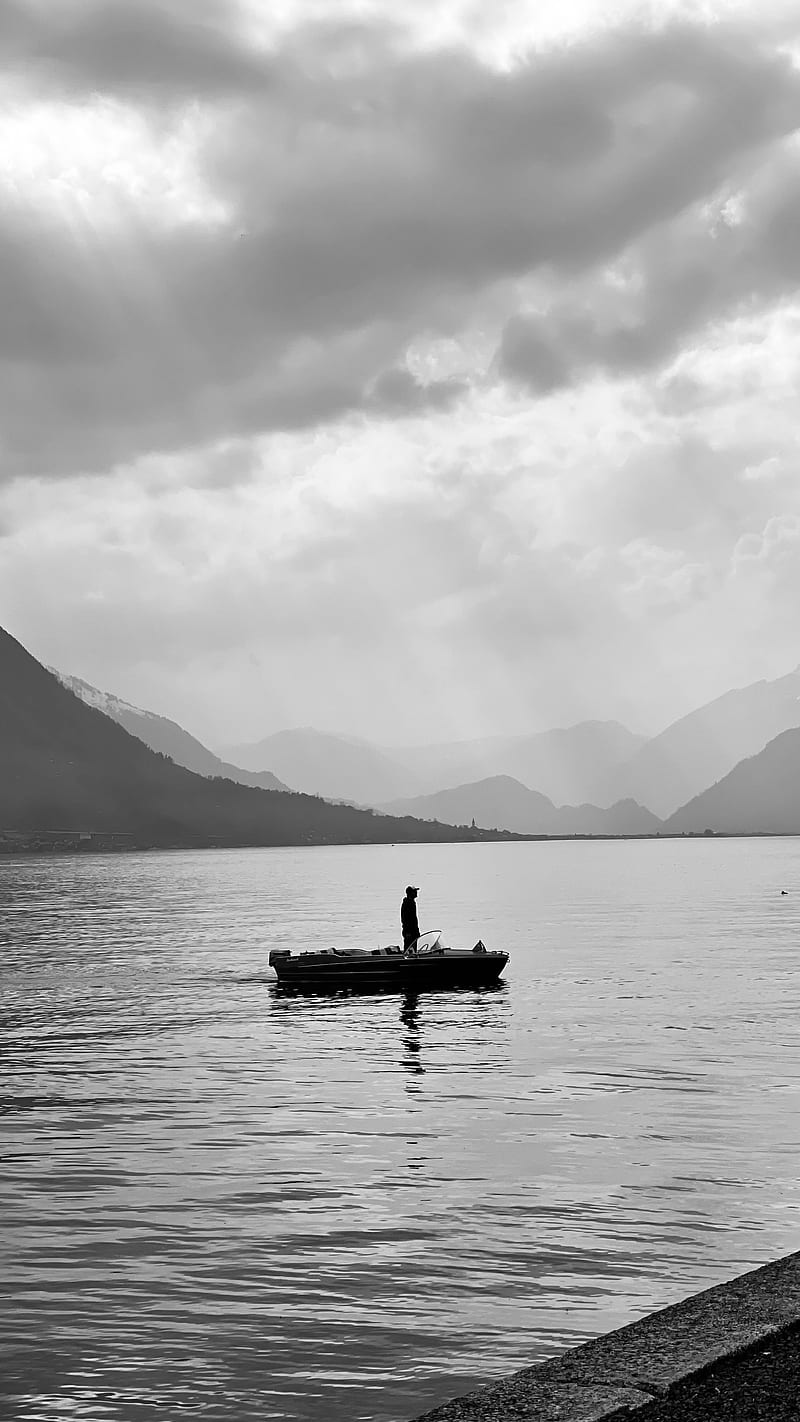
[0,829,789,857]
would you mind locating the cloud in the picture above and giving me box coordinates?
[496,141,800,392]
[0,439,637,743]
[367,366,468,413]
[0,0,271,101]
[497,317,570,394]
[734,513,800,572]
[1,7,800,480]
[5,320,800,747]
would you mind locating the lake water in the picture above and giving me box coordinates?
[2,837,800,1422]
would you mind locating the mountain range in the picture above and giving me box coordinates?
[595,668,800,817]
[222,720,647,808]
[388,721,648,808]
[664,727,800,835]
[224,727,414,805]
[381,777,662,837]
[7,623,800,840]
[382,717,800,837]
[219,671,800,821]
[0,628,515,848]
[227,666,800,836]
[39,675,662,838]
[53,672,290,793]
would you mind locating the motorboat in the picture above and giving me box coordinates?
[268,930,509,994]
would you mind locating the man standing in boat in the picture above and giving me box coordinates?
[401,885,420,950]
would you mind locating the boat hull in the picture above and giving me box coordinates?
[270,950,509,995]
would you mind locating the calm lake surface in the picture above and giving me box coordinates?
[2,838,800,1422]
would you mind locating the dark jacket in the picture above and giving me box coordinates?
[401,894,419,943]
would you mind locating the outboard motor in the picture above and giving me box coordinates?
[268,949,291,968]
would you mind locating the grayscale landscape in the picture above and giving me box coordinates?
[5,635,800,842]
[2,2,800,1421]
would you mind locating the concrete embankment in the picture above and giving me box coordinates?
[410,1250,800,1421]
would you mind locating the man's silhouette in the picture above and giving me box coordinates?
[401,885,420,949]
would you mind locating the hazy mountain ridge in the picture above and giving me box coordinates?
[53,670,290,793]
[30,644,800,838]
[224,720,646,809]
[599,669,800,817]
[665,726,800,835]
[220,670,800,827]
[47,672,163,723]
[222,727,421,805]
[0,628,517,848]
[388,720,647,807]
[382,775,662,837]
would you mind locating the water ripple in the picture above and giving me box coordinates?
[2,839,800,1421]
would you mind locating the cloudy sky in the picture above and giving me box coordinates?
[1,0,799,748]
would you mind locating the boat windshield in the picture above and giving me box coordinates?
[414,930,442,953]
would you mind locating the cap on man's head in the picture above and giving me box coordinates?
[406,885,419,895]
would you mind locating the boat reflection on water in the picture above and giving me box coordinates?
[266,977,510,1120]
[400,992,425,1081]
[267,978,508,1102]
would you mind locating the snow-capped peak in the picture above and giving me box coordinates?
[49,668,159,723]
